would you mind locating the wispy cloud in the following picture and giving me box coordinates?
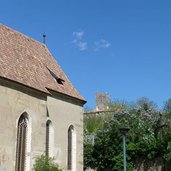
[94,39,111,51]
[71,31,111,52]
[77,42,88,51]
[72,31,88,51]
[73,31,84,40]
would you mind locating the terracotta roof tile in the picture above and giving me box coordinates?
[0,24,86,102]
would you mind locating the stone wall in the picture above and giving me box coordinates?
[0,78,84,171]
[47,94,84,170]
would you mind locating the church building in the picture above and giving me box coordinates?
[0,24,86,171]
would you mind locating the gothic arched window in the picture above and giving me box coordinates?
[46,120,54,157]
[68,125,76,170]
[15,113,28,171]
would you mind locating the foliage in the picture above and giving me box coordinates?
[84,114,106,170]
[33,155,62,171]
[136,97,158,111]
[84,143,94,170]
[164,98,171,112]
[84,115,105,134]
[84,97,171,171]
[108,99,129,112]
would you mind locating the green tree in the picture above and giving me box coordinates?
[108,99,129,113]
[136,97,157,111]
[33,155,62,171]
[84,114,104,134]
[164,98,171,112]
[84,114,107,170]
[84,97,171,170]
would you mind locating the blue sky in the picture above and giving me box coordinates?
[1,0,171,109]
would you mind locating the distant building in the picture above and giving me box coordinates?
[96,92,110,111]
[0,24,86,171]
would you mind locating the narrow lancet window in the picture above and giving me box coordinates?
[15,114,28,171]
[68,125,76,171]
[46,120,54,157]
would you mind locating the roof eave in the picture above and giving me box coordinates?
[46,88,87,106]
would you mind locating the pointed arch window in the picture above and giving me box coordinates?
[46,120,54,157]
[15,113,28,171]
[68,125,76,171]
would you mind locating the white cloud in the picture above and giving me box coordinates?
[72,31,88,51]
[73,31,84,40]
[94,39,111,51]
[71,31,111,52]
[78,42,88,51]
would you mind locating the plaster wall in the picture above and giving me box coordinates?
[0,83,47,171]
[47,95,84,171]
[0,80,84,171]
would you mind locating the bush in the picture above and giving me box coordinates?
[33,155,62,171]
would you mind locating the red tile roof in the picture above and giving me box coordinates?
[0,24,86,103]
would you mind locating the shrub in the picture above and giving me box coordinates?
[33,155,62,171]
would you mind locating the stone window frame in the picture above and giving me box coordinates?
[15,112,31,171]
[67,125,76,171]
[46,119,54,157]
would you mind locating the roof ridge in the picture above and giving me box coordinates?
[0,23,46,48]
[0,23,86,103]
[0,24,70,79]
